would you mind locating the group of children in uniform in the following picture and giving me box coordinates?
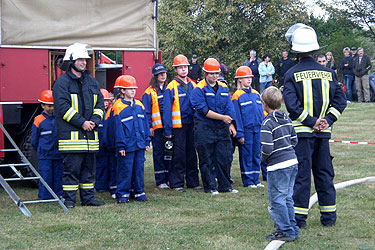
[32,55,299,241]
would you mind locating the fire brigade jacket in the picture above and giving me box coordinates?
[31,111,62,160]
[142,84,166,130]
[53,69,104,153]
[163,77,196,136]
[231,88,264,138]
[112,98,151,153]
[283,57,347,138]
[190,79,236,125]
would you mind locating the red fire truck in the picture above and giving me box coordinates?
[0,0,160,176]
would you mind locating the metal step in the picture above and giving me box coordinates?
[0,122,69,217]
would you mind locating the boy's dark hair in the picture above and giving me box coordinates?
[263,54,271,60]
[261,86,283,110]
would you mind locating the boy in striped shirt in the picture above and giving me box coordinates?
[260,86,299,242]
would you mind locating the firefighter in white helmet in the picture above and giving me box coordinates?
[53,43,105,208]
[283,24,346,228]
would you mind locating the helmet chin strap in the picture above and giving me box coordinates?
[71,60,84,73]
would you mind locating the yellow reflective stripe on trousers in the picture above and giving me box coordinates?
[63,107,77,122]
[294,206,309,215]
[79,183,94,189]
[63,184,79,191]
[319,79,330,118]
[320,205,336,212]
[303,79,313,116]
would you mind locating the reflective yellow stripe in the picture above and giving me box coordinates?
[94,130,98,141]
[319,79,330,118]
[58,131,99,152]
[71,94,78,112]
[296,110,309,122]
[71,131,78,140]
[320,205,336,212]
[93,94,98,107]
[302,79,313,116]
[294,206,309,215]
[327,107,341,119]
[79,183,94,189]
[63,107,77,122]
[93,108,104,119]
[63,185,79,191]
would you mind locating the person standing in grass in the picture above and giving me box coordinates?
[142,63,170,189]
[163,55,200,192]
[260,86,299,242]
[32,90,63,200]
[283,23,346,228]
[231,66,264,188]
[112,75,151,204]
[190,58,238,195]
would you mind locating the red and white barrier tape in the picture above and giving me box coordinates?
[329,139,375,145]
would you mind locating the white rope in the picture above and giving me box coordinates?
[264,176,375,250]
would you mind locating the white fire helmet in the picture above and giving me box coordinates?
[63,43,91,61]
[285,23,323,53]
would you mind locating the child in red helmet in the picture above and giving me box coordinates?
[232,66,265,188]
[31,90,63,199]
[112,75,151,203]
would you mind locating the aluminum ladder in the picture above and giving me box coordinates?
[0,123,69,217]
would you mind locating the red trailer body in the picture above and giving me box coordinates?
[0,0,159,173]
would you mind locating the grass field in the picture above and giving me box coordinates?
[1,103,375,250]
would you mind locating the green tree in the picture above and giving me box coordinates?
[158,0,308,88]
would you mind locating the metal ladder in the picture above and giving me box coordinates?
[0,123,69,217]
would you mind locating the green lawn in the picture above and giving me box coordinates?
[1,103,375,250]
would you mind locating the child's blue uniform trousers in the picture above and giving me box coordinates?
[31,112,63,199]
[232,88,264,186]
[113,98,151,202]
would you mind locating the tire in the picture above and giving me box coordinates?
[19,126,39,186]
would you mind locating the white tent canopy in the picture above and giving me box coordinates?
[0,0,156,50]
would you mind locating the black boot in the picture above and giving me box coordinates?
[82,199,105,206]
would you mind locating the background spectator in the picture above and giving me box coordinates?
[276,51,295,87]
[188,54,202,83]
[244,50,262,92]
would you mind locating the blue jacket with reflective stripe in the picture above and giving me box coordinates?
[190,79,235,125]
[113,98,151,153]
[283,57,347,138]
[31,112,62,160]
[163,78,195,136]
[232,88,264,138]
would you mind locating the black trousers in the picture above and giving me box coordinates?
[168,124,199,189]
[62,153,96,205]
[293,138,336,226]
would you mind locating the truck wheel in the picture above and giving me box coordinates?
[19,127,39,186]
